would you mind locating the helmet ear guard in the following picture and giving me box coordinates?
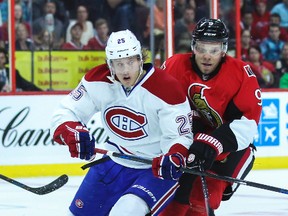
[191,18,229,53]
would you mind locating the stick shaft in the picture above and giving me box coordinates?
[94,148,288,195]
[0,174,68,195]
[199,162,211,216]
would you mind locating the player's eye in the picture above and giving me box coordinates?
[209,48,221,55]
[116,63,124,67]
[195,46,205,53]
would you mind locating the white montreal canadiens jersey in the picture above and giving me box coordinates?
[51,63,193,168]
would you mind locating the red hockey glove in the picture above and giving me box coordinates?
[187,133,223,170]
[152,145,188,180]
[53,121,95,160]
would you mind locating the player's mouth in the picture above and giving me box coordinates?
[123,76,131,81]
[202,63,212,68]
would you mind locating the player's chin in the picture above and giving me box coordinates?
[121,78,132,86]
[200,66,212,73]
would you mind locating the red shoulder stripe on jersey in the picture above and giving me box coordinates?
[84,64,112,83]
[142,68,187,105]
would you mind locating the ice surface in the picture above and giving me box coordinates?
[0,169,287,216]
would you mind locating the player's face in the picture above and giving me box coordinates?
[111,56,142,88]
[194,41,224,74]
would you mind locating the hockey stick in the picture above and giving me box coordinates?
[0,174,68,195]
[94,148,288,195]
[199,162,212,216]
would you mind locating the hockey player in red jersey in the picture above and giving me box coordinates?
[50,29,193,215]
[159,18,262,216]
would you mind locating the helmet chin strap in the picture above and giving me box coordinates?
[107,62,117,83]
[133,60,144,86]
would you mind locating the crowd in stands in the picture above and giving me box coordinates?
[238,0,288,88]
[0,0,287,91]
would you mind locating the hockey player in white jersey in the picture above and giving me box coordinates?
[50,29,193,216]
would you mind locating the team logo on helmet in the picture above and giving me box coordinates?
[188,83,222,128]
[104,106,147,140]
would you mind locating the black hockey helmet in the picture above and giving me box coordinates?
[191,18,229,52]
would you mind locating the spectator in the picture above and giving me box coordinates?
[253,13,288,44]
[174,6,197,53]
[76,0,147,42]
[32,0,69,28]
[174,0,206,22]
[16,0,31,22]
[259,23,285,63]
[84,18,109,50]
[0,48,42,92]
[32,0,64,49]
[241,29,256,61]
[144,0,164,37]
[275,42,288,88]
[144,0,164,50]
[0,47,9,92]
[270,0,288,29]
[240,8,254,31]
[0,3,31,46]
[252,0,270,30]
[174,0,187,20]
[190,0,208,22]
[34,30,55,51]
[31,0,46,20]
[110,0,148,38]
[61,22,84,50]
[1,0,30,25]
[15,3,31,36]
[15,23,34,51]
[247,45,276,88]
[65,5,94,46]
[220,0,239,41]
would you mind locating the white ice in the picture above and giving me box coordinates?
[0,169,287,216]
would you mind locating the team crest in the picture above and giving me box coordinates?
[104,106,148,140]
[188,83,223,128]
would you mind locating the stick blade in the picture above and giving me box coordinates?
[33,174,69,195]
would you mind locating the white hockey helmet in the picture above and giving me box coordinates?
[105,29,142,63]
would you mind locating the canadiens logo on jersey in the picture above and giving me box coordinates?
[104,106,148,140]
[188,83,223,128]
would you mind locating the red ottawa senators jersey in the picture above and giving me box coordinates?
[162,53,262,155]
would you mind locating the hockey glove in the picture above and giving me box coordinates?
[187,133,223,170]
[152,145,187,180]
[53,121,95,160]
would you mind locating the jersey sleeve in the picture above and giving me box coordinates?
[50,79,99,136]
[158,97,193,155]
[212,64,262,152]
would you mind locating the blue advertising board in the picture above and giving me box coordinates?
[254,99,280,146]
